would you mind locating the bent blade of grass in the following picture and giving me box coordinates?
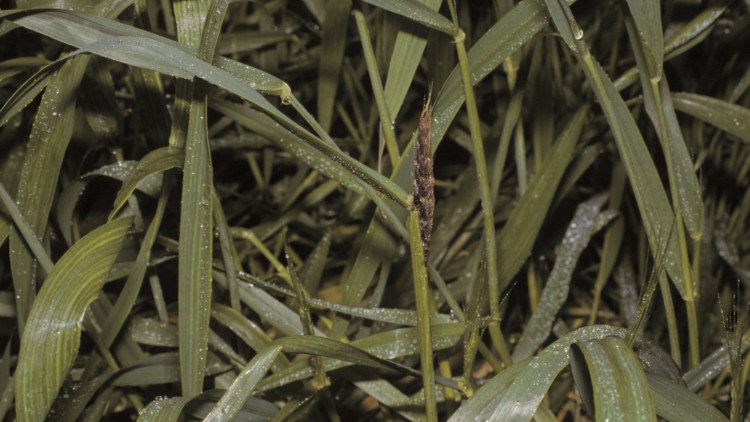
[55,160,163,242]
[496,107,588,293]
[451,325,623,421]
[570,337,657,421]
[110,147,184,218]
[512,193,614,361]
[0,0,134,127]
[15,217,133,422]
[671,92,750,143]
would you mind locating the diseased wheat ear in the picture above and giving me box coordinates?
[413,90,434,263]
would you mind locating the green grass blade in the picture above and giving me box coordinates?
[0,59,57,127]
[362,0,456,36]
[658,82,703,239]
[53,159,158,239]
[512,193,614,361]
[327,219,398,339]
[257,323,464,392]
[570,337,657,421]
[111,147,183,218]
[662,6,727,62]
[211,303,290,373]
[2,8,409,206]
[172,0,214,398]
[0,182,54,273]
[15,217,133,422]
[316,0,350,132]
[496,107,587,293]
[432,0,577,147]
[671,92,750,143]
[542,2,688,299]
[0,57,49,81]
[408,210,437,420]
[648,375,728,422]
[624,0,663,80]
[626,17,703,240]
[233,270,434,326]
[100,177,171,349]
[0,339,11,420]
[210,98,408,211]
[450,325,622,421]
[587,63,687,296]
[9,56,88,330]
[613,5,727,92]
[354,10,400,169]
[213,190,241,311]
[207,335,430,421]
[300,232,331,294]
[137,396,191,422]
[542,0,580,52]
[202,348,284,421]
[382,0,441,118]
[215,270,324,337]
[684,342,743,392]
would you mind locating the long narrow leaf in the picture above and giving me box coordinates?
[15,217,133,422]
[512,193,615,361]
[542,1,688,298]
[671,92,750,143]
[570,337,657,421]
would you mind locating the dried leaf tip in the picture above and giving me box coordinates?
[413,88,435,262]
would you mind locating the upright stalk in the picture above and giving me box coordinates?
[447,0,511,365]
[408,208,438,421]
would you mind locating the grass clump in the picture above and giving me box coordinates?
[0,0,749,420]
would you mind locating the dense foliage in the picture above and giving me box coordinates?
[1,0,749,420]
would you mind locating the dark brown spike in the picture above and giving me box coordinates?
[413,89,435,262]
